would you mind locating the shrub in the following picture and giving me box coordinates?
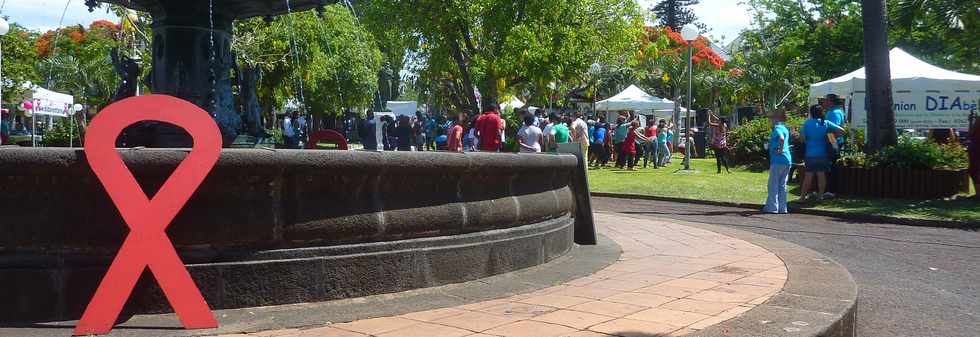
[728,114,804,169]
[265,128,284,145]
[41,118,83,147]
[868,135,968,170]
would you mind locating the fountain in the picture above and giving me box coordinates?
[0,0,591,326]
[89,0,334,146]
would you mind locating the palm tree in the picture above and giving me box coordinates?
[891,0,975,31]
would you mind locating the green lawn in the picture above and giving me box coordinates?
[587,158,980,223]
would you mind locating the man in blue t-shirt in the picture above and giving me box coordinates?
[822,94,846,194]
[591,120,608,167]
[764,109,792,214]
[822,94,845,142]
[359,110,378,150]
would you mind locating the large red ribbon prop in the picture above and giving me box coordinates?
[74,95,220,335]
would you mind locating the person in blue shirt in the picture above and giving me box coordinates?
[359,110,378,150]
[800,105,844,202]
[764,109,792,214]
[655,119,670,167]
[822,94,845,129]
[821,94,845,195]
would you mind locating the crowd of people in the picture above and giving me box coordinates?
[346,105,734,173]
[286,93,980,211]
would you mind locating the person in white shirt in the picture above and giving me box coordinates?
[541,115,555,152]
[517,115,544,153]
[500,117,507,145]
[467,126,479,151]
[571,111,590,158]
[283,112,298,148]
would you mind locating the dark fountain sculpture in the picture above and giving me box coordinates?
[0,0,593,329]
[89,0,331,147]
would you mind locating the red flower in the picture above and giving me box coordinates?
[90,19,120,32]
[69,30,86,44]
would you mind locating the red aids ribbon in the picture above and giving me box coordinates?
[74,95,221,335]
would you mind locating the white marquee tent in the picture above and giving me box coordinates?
[386,101,418,117]
[595,85,687,115]
[500,97,525,111]
[809,48,980,129]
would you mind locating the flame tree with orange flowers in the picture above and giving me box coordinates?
[636,26,728,120]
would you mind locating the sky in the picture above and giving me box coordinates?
[639,0,754,44]
[2,0,752,42]
[1,0,118,32]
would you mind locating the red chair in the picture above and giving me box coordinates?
[306,129,349,150]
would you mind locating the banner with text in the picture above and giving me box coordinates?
[30,87,74,117]
[851,91,978,129]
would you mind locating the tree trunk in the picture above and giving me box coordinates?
[479,70,499,113]
[862,0,897,153]
[448,39,481,115]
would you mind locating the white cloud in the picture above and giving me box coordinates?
[1,0,118,32]
[639,0,752,44]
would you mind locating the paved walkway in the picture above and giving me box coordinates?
[593,196,980,337]
[211,212,787,337]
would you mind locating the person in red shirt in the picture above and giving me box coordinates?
[475,106,504,151]
[446,115,464,152]
[623,121,644,170]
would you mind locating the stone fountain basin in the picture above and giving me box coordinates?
[0,149,579,323]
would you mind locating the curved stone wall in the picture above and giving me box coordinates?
[0,148,580,322]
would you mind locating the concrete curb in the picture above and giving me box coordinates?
[592,191,978,230]
[610,212,859,337]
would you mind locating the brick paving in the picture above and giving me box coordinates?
[210,212,787,337]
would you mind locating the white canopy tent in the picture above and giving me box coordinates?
[19,84,74,118]
[595,85,686,115]
[500,97,525,111]
[809,48,980,129]
[386,101,418,118]
[595,85,686,126]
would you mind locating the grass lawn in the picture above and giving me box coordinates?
[587,158,980,223]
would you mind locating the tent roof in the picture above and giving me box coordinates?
[500,97,525,110]
[810,48,980,98]
[595,85,685,112]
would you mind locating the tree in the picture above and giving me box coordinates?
[728,0,867,110]
[1,22,38,104]
[35,21,122,111]
[233,5,383,118]
[890,0,978,74]
[863,0,896,151]
[635,26,726,111]
[362,0,644,115]
[732,0,977,112]
[651,0,706,32]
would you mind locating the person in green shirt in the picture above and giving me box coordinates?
[553,117,571,144]
[613,113,632,168]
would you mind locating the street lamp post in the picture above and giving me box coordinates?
[590,62,601,118]
[680,24,698,171]
[0,18,10,145]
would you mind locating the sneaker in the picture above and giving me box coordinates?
[823,192,836,199]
